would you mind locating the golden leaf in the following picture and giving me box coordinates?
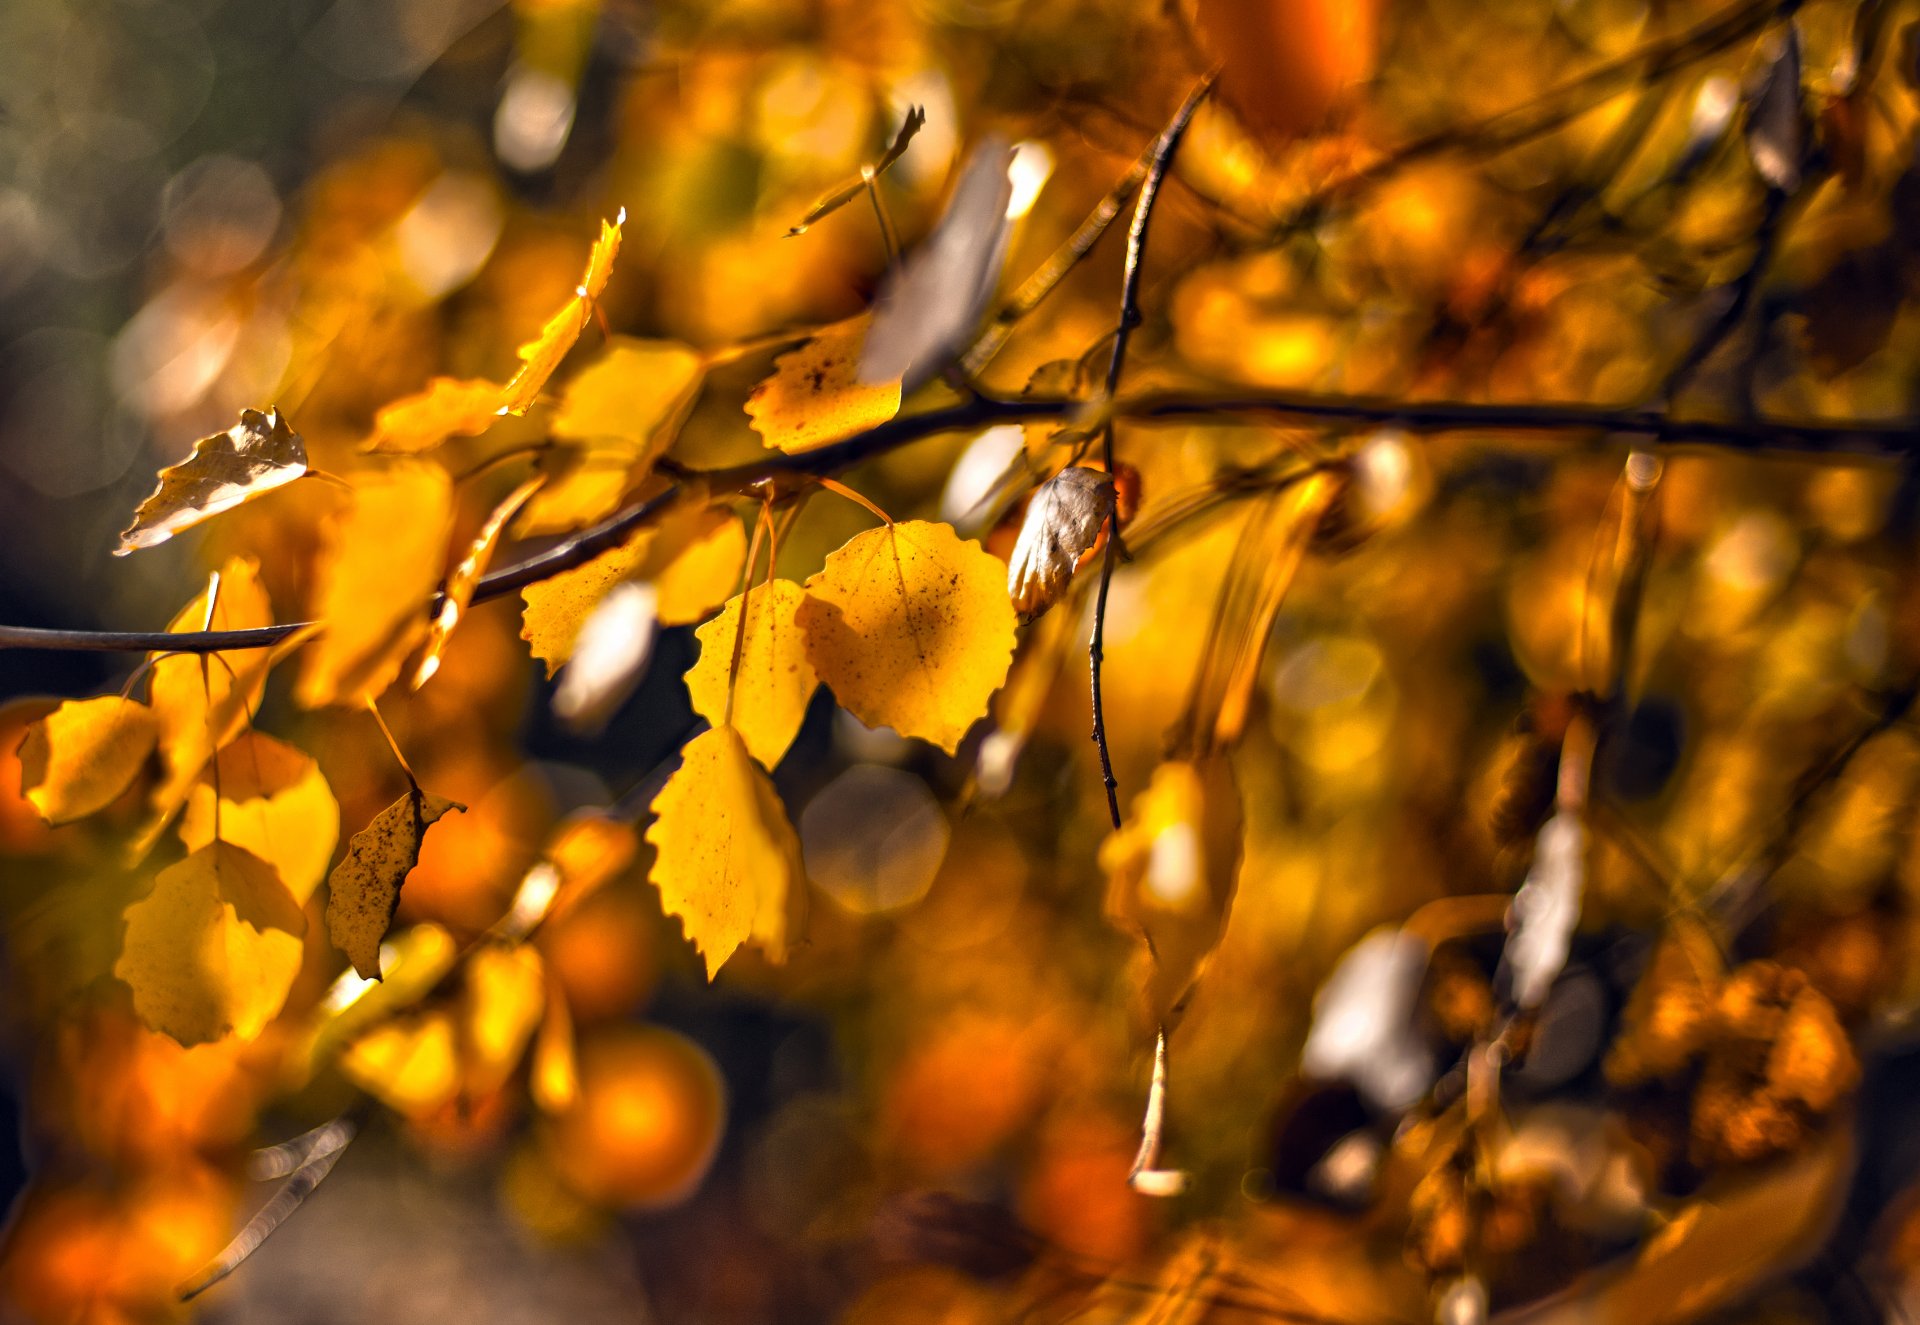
[325,784,465,979]
[364,377,505,455]
[180,732,339,906]
[414,475,545,689]
[295,462,455,708]
[518,449,641,538]
[115,841,307,1046]
[797,520,1016,754]
[463,943,547,1096]
[685,580,820,770]
[532,973,578,1112]
[340,1013,459,1116]
[520,503,745,676]
[786,105,925,236]
[646,726,801,978]
[116,408,308,555]
[551,338,705,476]
[745,318,901,454]
[17,696,159,825]
[499,211,624,415]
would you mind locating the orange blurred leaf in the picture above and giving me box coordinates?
[17,696,159,825]
[364,377,507,455]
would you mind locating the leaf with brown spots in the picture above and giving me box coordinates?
[326,784,465,979]
[116,408,308,555]
[745,318,901,454]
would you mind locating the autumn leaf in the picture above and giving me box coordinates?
[1196,0,1378,142]
[786,104,926,236]
[499,210,624,415]
[326,784,465,979]
[646,726,801,978]
[797,520,1016,754]
[685,579,820,770]
[1006,466,1115,620]
[532,973,578,1112]
[179,732,339,905]
[115,408,308,555]
[340,1014,459,1115]
[520,503,745,676]
[116,840,307,1046]
[295,462,455,708]
[462,943,547,1096]
[551,338,705,470]
[519,450,647,538]
[745,319,901,454]
[364,377,506,455]
[17,696,159,825]
[414,475,545,689]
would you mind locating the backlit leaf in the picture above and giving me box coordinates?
[463,943,547,1096]
[364,377,505,455]
[295,462,455,708]
[532,974,578,1112]
[646,726,801,978]
[685,580,820,770]
[499,211,624,415]
[551,339,705,475]
[179,732,339,906]
[326,784,465,979]
[116,841,307,1046]
[1006,466,1115,620]
[340,1013,459,1115]
[520,503,744,676]
[786,105,926,236]
[797,520,1016,754]
[414,475,545,689]
[17,697,159,825]
[745,319,901,454]
[115,408,308,555]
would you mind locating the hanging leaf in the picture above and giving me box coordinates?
[499,211,624,415]
[17,696,159,825]
[462,943,547,1097]
[296,462,455,708]
[179,732,339,905]
[415,475,545,689]
[364,378,506,455]
[857,138,1016,390]
[745,318,902,454]
[1006,466,1115,620]
[325,784,465,980]
[797,520,1016,754]
[520,503,744,676]
[552,581,658,732]
[115,408,308,555]
[518,450,647,538]
[646,726,801,978]
[115,840,307,1046]
[551,338,705,467]
[685,579,820,770]
[786,104,927,236]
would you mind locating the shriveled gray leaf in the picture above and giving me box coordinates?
[1007,466,1114,619]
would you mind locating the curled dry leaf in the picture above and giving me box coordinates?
[325,783,465,980]
[1502,810,1586,1009]
[17,696,159,825]
[646,725,801,978]
[116,840,307,1046]
[415,475,545,689]
[499,210,624,415]
[684,579,820,770]
[364,377,504,455]
[746,318,902,454]
[1007,466,1114,620]
[786,105,926,236]
[116,408,308,555]
[797,520,1017,754]
[858,136,1016,391]
[552,580,658,732]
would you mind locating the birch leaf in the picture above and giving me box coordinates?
[685,580,819,770]
[551,339,705,472]
[365,377,506,455]
[414,475,545,689]
[1006,466,1114,620]
[116,841,307,1046]
[17,696,159,825]
[797,520,1016,754]
[745,318,901,454]
[786,105,926,236]
[499,211,624,415]
[646,726,801,978]
[462,943,547,1096]
[326,785,465,979]
[179,732,339,906]
[116,408,308,555]
[295,462,455,708]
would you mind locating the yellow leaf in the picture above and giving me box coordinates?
[142,559,277,850]
[551,339,705,472]
[685,580,820,769]
[325,785,465,979]
[499,211,624,415]
[645,726,801,978]
[115,408,308,555]
[17,696,159,824]
[544,812,640,926]
[463,944,547,1096]
[797,520,1016,754]
[517,449,642,537]
[340,1013,459,1115]
[364,377,505,455]
[532,974,578,1112]
[180,732,339,906]
[115,841,307,1046]
[520,503,745,676]
[295,462,455,708]
[415,475,545,689]
[745,318,901,454]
